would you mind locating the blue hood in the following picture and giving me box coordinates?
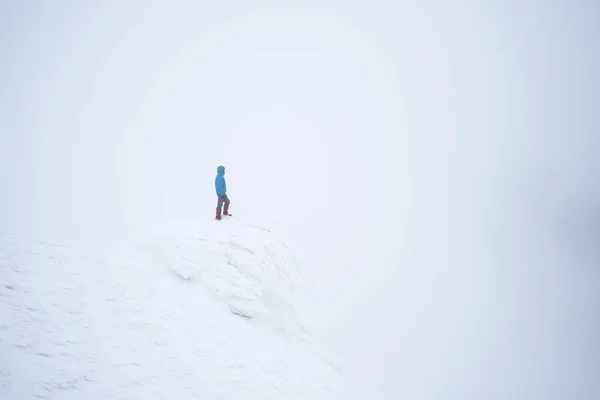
[217,165,225,175]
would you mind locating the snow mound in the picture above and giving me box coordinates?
[0,223,376,399]
[135,218,337,368]
[144,219,301,318]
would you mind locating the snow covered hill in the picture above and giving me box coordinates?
[0,219,378,400]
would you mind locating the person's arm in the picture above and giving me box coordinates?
[216,176,225,195]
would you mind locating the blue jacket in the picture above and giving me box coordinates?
[215,165,226,195]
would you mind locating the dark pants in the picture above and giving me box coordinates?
[216,194,230,216]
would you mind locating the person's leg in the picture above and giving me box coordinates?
[216,195,224,219]
[223,195,231,215]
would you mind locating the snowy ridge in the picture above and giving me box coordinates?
[0,223,375,399]
[134,218,340,370]
[144,219,302,318]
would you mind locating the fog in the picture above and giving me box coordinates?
[1,1,599,399]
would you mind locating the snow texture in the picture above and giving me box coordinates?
[0,220,376,399]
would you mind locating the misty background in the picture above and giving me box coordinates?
[1,1,599,399]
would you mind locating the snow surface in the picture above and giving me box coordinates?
[0,218,378,399]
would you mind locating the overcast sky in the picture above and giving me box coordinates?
[1,1,599,399]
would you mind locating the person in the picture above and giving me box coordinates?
[214,165,231,220]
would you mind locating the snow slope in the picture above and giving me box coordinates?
[0,219,378,400]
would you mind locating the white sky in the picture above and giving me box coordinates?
[1,1,599,399]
